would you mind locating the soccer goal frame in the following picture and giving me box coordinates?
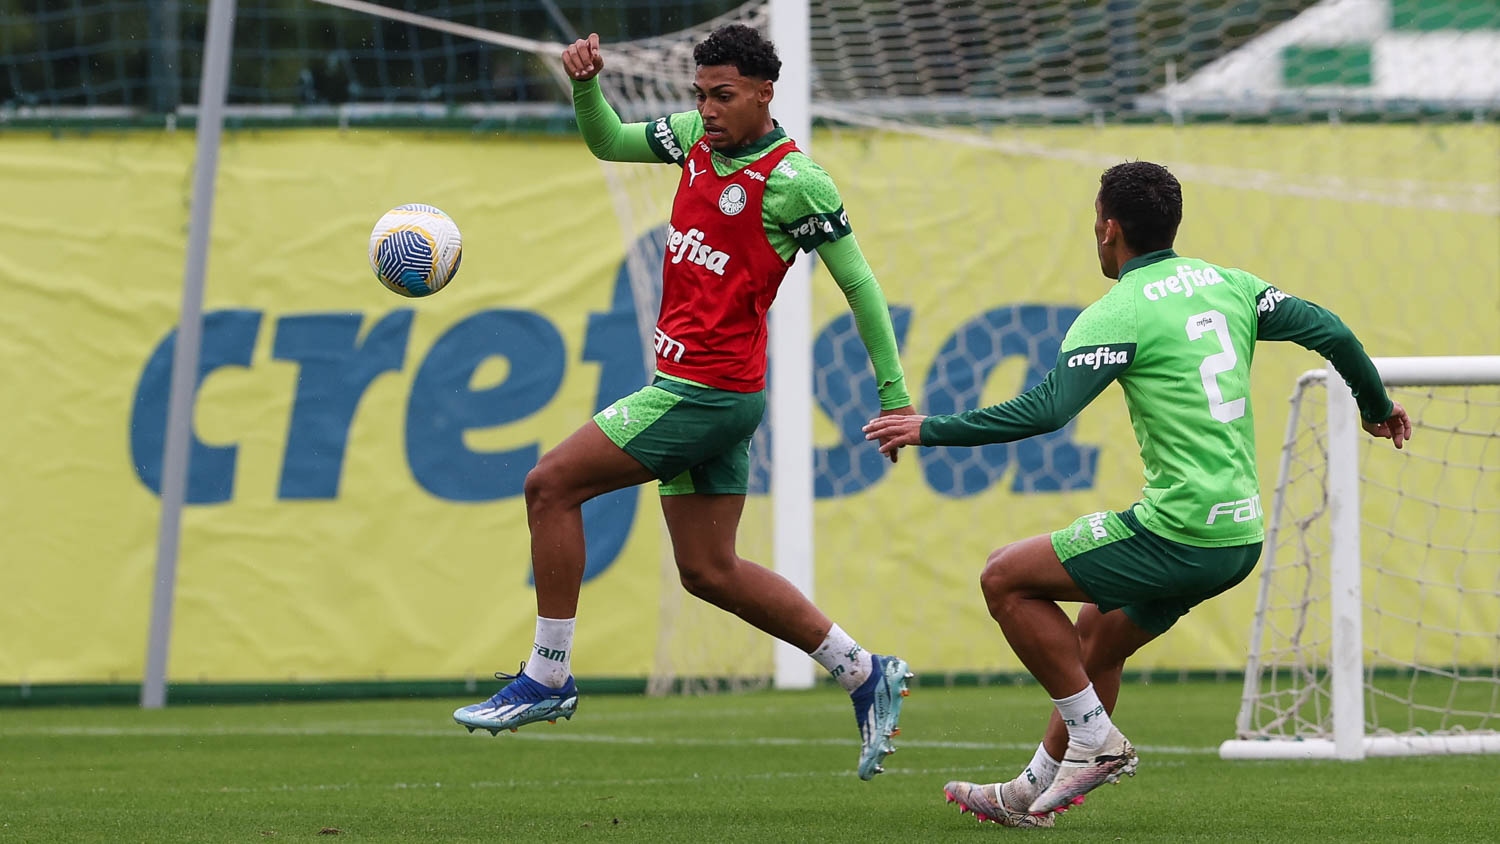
[1220,355,1500,760]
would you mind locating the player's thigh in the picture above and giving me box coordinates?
[660,492,746,572]
[982,533,1095,603]
[596,379,764,488]
[529,419,657,503]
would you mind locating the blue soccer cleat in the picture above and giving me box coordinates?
[453,665,578,735]
[851,654,913,780]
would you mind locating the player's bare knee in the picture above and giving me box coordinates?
[677,559,735,605]
[979,543,1019,602]
[523,461,572,513]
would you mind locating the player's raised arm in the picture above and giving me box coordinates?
[564,34,685,165]
[1246,277,1410,448]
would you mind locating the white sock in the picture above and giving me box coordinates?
[809,624,874,693]
[1019,741,1060,791]
[1052,683,1113,749]
[521,616,575,689]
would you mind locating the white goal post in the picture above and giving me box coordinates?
[1221,355,1500,760]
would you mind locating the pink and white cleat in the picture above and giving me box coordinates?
[943,780,1055,828]
[1027,726,1138,816]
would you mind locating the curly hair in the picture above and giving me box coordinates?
[693,24,781,81]
[1098,161,1183,253]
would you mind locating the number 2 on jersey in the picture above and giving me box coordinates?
[1185,309,1246,423]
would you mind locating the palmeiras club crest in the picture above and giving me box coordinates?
[718,183,748,216]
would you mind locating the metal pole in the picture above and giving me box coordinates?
[142,0,237,710]
[769,0,815,691]
[1325,366,1365,758]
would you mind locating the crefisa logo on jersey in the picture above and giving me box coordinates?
[1067,346,1131,369]
[1142,264,1226,302]
[718,184,748,216]
[653,118,683,163]
[665,224,731,276]
[1256,287,1290,314]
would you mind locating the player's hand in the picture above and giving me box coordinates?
[1362,400,1412,450]
[863,409,925,462]
[562,33,604,81]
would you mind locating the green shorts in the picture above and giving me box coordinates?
[593,376,766,496]
[1051,505,1262,635]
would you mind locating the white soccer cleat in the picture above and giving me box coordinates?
[1027,726,1138,816]
[943,780,1055,828]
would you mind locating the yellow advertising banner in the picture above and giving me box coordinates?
[1,125,1494,685]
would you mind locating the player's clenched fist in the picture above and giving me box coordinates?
[562,33,604,81]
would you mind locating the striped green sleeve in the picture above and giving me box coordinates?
[764,153,853,254]
[642,111,705,166]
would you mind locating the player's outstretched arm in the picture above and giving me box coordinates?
[816,236,912,461]
[1250,281,1401,444]
[866,294,1134,457]
[562,34,667,164]
[816,237,909,408]
[864,351,1124,457]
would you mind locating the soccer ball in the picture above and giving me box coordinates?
[368,204,463,297]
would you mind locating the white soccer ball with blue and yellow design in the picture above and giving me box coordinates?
[368,204,462,297]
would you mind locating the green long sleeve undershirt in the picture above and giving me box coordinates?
[571,78,910,409]
[920,356,1123,447]
[1254,287,1393,423]
[919,279,1392,448]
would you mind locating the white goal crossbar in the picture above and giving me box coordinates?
[1221,355,1500,761]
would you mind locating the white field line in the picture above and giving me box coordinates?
[0,723,1215,756]
[2,762,1187,797]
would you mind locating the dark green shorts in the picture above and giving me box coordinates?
[1050,505,1262,635]
[593,376,765,496]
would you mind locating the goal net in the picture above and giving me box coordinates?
[1222,356,1500,759]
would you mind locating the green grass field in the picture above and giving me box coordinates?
[4,681,1496,842]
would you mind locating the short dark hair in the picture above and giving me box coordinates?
[1098,161,1182,252]
[693,24,781,81]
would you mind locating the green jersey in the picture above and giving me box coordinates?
[922,249,1393,547]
